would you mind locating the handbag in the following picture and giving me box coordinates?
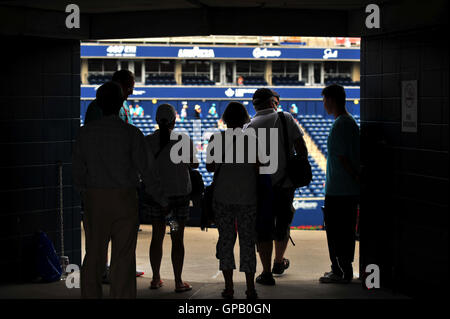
[278,112,312,188]
[200,163,222,231]
[200,132,227,231]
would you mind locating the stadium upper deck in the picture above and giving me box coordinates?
[81,36,360,118]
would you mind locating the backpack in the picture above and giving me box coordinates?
[278,112,312,188]
[34,231,62,282]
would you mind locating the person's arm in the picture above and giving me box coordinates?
[333,121,360,184]
[132,130,168,207]
[338,155,360,184]
[72,128,87,194]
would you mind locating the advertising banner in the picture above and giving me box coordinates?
[81,85,360,100]
[291,198,325,230]
[81,44,360,61]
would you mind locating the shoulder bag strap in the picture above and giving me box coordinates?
[278,112,290,160]
[276,112,291,187]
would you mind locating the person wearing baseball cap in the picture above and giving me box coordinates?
[252,88,278,110]
[248,88,308,285]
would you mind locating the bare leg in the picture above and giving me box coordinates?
[170,223,185,287]
[274,238,289,263]
[222,269,234,291]
[257,241,273,274]
[245,272,255,291]
[150,221,166,282]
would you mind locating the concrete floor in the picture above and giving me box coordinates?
[0,225,407,299]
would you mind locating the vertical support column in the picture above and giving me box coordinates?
[265,60,272,85]
[352,62,360,82]
[308,63,314,85]
[320,62,325,85]
[175,60,182,85]
[81,59,88,84]
[298,62,302,81]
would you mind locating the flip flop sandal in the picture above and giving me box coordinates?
[136,270,145,277]
[175,282,192,293]
[150,279,164,289]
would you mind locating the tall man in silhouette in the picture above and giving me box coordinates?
[73,81,167,298]
[319,84,360,284]
[84,70,145,279]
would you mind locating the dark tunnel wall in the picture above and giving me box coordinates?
[360,26,449,296]
[0,1,448,295]
[0,37,82,282]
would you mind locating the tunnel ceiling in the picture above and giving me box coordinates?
[0,0,446,39]
[0,0,372,13]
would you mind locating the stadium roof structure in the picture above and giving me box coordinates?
[0,0,393,40]
[0,0,446,40]
[0,0,373,13]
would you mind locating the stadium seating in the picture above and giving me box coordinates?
[272,75,305,86]
[80,112,360,199]
[182,75,215,85]
[131,115,333,198]
[87,73,113,85]
[243,76,267,86]
[145,74,177,85]
[325,76,359,86]
[297,114,360,158]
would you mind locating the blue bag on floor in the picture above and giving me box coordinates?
[34,231,62,282]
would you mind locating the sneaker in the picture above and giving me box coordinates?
[319,271,349,284]
[272,258,290,275]
[102,267,110,284]
[256,272,275,286]
[136,270,145,277]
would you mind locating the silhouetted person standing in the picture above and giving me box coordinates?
[144,103,198,293]
[319,84,360,284]
[206,102,261,299]
[84,70,145,279]
[247,88,308,285]
[73,81,167,298]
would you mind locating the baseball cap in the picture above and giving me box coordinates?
[156,103,176,123]
[252,88,275,105]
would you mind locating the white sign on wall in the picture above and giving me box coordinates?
[401,80,418,133]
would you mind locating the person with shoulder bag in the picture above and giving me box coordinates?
[247,88,309,286]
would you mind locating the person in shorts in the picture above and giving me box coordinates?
[143,103,199,292]
[247,88,308,285]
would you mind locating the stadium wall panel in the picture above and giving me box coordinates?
[0,37,81,283]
